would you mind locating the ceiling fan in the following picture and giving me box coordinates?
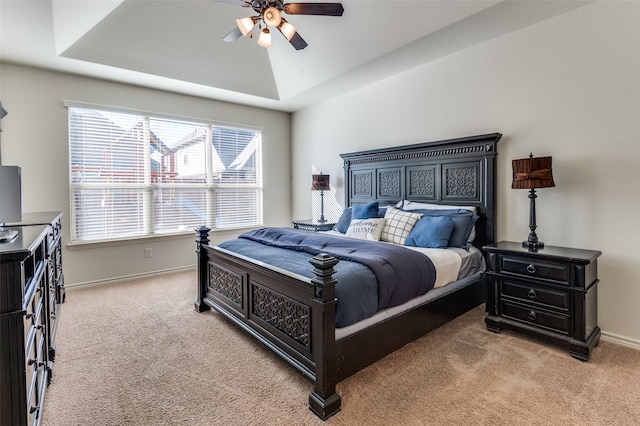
[220,0,344,50]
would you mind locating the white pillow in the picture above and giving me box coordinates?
[401,200,477,214]
[380,207,422,245]
[345,218,386,241]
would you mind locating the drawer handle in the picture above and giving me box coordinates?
[528,289,537,299]
[28,358,45,368]
[526,264,536,274]
[528,311,538,321]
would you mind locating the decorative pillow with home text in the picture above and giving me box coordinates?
[345,218,386,241]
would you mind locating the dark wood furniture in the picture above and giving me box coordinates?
[484,241,601,361]
[195,133,501,419]
[10,212,66,361]
[1,212,64,425]
[292,219,336,232]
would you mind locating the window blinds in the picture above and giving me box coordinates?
[68,106,262,243]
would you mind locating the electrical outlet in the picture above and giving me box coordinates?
[144,248,152,258]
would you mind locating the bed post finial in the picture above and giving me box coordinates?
[195,226,210,246]
[308,253,341,419]
[309,253,338,300]
[194,226,211,313]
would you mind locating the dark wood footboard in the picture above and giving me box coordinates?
[195,227,486,420]
[194,226,343,419]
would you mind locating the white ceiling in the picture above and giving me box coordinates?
[0,0,590,112]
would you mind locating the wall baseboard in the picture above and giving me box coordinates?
[601,331,640,351]
[66,265,196,289]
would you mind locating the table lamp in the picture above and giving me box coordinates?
[512,153,555,250]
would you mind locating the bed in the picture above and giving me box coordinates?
[194,132,501,419]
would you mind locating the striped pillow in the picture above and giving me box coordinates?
[380,207,422,245]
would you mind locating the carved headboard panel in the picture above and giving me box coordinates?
[340,133,501,249]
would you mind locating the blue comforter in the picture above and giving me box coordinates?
[219,227,436,327]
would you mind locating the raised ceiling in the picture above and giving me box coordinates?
[0,0,590,112]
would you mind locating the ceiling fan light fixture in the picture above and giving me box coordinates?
[257,28,272,47]
[263,7,282,27]
[278,20,296,41]
[236,16,255,36]
[223,1,343,50]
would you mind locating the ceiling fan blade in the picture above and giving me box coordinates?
[214,0,251,7]
[288,31,308,50]
[223,26,243,42]
[283,2,344,16]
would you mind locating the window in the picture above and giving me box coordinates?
[68,105,262,243]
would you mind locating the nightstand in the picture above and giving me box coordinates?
[484,241,601,361]
[292,219,336,232]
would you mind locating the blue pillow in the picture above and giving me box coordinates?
[407,209,476,248]
[333,208,352,233]
[445,214,475,248]
[405,216,455,248]
[352,201,379,219]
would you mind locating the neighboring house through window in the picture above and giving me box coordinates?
[67,105,263,243]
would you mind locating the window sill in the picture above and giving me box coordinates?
[66,227,252,250]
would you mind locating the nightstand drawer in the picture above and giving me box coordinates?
[501,256,570,284]
[502,280,570,310]
[502,301,570,334]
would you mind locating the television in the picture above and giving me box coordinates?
[0,165,22,242]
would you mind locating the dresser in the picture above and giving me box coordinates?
[10,212,65,362]
[484,241,601,361]
[1,212,64,425]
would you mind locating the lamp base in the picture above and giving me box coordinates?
[522,187,545,251]
[522,240,544,251]
[318,190,327,223]
[0,228,18,243]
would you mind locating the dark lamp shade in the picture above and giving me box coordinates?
[512,155,555,189]
[311,174,330,191]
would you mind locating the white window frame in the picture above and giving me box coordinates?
[66,102,263,244]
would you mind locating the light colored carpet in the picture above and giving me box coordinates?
[42,270,640,425]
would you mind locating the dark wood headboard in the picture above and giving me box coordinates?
[340,133,502,249]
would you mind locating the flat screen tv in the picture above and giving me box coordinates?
[0,165,22,242]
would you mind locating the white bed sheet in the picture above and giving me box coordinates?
[402,246,462,288]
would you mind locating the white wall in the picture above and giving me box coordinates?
[292,2,640,345]
[0,64,292,285]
